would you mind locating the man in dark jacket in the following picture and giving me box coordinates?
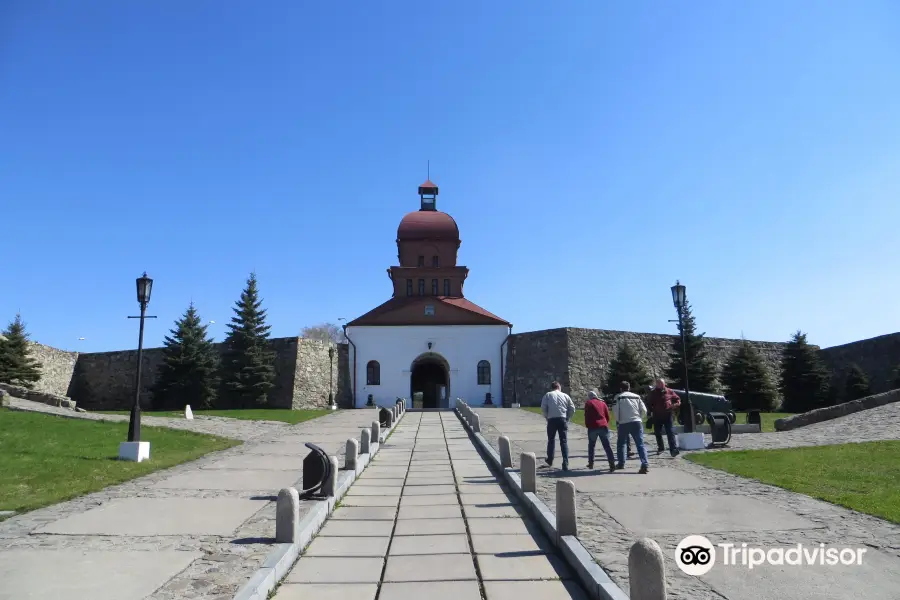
[645,378,681,457]
[584,390,616,472]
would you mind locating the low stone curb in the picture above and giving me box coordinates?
[232,409,405,600]
[775,388,900,431]
[455,405,629,600]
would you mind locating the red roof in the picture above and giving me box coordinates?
[419,179,438,189]
[346,296,509,326]
[397,210,459,240]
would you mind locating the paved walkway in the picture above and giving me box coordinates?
[478,407,900,600]
[274,411,588,600]
[0,408,382,600]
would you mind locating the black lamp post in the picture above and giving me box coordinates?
[671,280,694,433]
[328,347,335,407]
[127,272,156,442]
[512,345,518,406]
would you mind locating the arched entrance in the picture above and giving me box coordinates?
[410,353,449,409]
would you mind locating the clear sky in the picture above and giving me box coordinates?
[2,1,898,353]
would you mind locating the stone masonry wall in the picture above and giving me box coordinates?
[25,342,79,398]
[291,338,339,410]
[502,328,569,407]
[819,332,900,396]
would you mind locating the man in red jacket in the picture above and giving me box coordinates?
[645,378,681,457]
[584,390,616,472]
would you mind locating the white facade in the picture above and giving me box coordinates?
[345,324,511,409]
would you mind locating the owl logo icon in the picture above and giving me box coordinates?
[675,535,716,575]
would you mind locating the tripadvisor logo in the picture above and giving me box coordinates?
[675,535,868,574]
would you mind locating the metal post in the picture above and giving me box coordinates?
[679,306,694,433]
[127,301,147,442]
[328,348,334,406]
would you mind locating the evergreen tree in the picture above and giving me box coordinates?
[844,363,871,401]
[151,303,219,410]
[0,313,42,388]
[219,273,276,408]
[892,364,900,390]
[721,341,778,411]
[779,331,831,413]
[603,343,652,397]
[664,299,719,393]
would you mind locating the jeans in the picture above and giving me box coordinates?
[546,417,569,468]
[617,421,649,466]
[587,427,615,465]
[652,412,678,454]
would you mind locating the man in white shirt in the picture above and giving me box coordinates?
[612,381,650,474]
[540,381,576,471]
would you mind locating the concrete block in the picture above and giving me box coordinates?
[677,432,705,450]
[275,487,300,543]
[520,452,536,493]
[498,436,512,468]
[371,421,381,444]
[472,414,481,433]
[345,438,359,471]
[628,538,666,600]
[556,480,577,537]
[360,429,371,454]
[117,441,150,462]
[184,404,193,419]
[323,456,339,497]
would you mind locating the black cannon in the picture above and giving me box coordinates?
[379,406,392,427]
[299,442,333,499]
[706,412,732,448]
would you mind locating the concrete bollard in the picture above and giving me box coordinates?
[499,436,512,468]
[556,480,577,537]
[360,428,371,454]
[520,452,537,493]
[345,438,359,471]
[275,487,300,542]
[629,538,667,600]
[472,413,481,433]
[371,421,381,444]
[322,456,339,497]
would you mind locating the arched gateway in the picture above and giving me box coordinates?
[410,352,450,409]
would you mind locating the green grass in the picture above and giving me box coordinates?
[97,408,331,425]
[687,441,900,524]
[0,409,240,515]
[520,407,793,433]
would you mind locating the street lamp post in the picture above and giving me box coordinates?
[121,272,156,461]
[670,280,694,434]
[328,347,335,409]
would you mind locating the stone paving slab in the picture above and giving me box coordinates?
[285,557,385,583]
[199,454,305,470]
[0,549,202,600]
[35,497,266,536]
[477,553,572,581]
[389,534,471,555]
[383,553,478,582]
[394,517,467,535]
[399,494,459,506]
[572,466,713,493]
[484,580,589,600]
[398,504,463,519]
[379,581,482,600]
[317,519,395,537]
[471,533,551,554]
[151,468,300,491]
[340,495,401,507]
[304,535,390,557]
[330,506,397,520]
[273,583,378,600]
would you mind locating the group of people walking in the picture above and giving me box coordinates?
[539,379,682,473]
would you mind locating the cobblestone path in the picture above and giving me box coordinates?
[274,411,588,600]
[478,406,900,600]
[0,408,382,600]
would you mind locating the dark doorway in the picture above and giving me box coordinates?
[410,355,449,409]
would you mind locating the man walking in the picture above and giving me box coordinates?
[541,381,575,471]
[646,378,681,457]
[612,381,650,473]
[584,390,616,472]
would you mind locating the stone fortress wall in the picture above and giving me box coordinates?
[20,328,900,411]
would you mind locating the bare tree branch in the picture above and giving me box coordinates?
[300,322,346,344]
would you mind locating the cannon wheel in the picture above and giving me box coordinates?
[726,411,736,424]
[298,442,332,498]
[694,411,704,426]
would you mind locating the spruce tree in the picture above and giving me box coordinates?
[603,343,652,397]
[779,331,831,413]
[664,299,718,393]
[219,273,276,408]
[721,341,778,411]
[844,363,871,401]
[0,313,42,388]
[151,303,219,410]
[892,364,900,390]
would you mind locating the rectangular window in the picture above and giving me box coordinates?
[443,279,451,296]
[432,256,440,267]
[424,304,435,316]
[418,279,425,295]
[406,279,413,296]
[431,279,438,295]
[417,256,425,267]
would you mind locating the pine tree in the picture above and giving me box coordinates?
[844,363,871,401]
[721,341,778,411]
[603,343,652,397]
[151,303,220,410]
[0,313,42,388]
[779,331,831,413]
[664,299,719,393]
[892,364,900,390]
[219,273,276,408]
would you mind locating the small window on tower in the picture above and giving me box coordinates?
[417,256,425,267]
[443,279,451,296]
[424,304,435,316]
[477,360,491,385]
[406,279,413,296]
[431,279,438,295]
[432,256,440,267]
[418,279,425,295]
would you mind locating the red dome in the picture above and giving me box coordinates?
[397,210,459,240]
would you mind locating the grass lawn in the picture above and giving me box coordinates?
[0,409,240,516]
[520,407,792,433]
[96,408,331,425]
[687,441,900,524]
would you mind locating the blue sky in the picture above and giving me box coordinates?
[2,1,898,353]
